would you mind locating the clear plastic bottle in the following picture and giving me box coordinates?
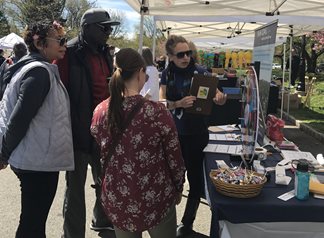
[294,161,310,200]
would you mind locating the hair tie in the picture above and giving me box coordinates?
[116,67,123,73]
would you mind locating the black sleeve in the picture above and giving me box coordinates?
[1,66,50,159]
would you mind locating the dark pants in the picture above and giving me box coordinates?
[62,149,108,238]
[15,171,59,238]
[179,132,209,200]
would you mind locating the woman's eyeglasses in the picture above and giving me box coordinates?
[174,50,193,59]
[96,23,113,33]
[46,37,67,46]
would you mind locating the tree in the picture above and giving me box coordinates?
[63,0,96,38]
[0,10,10,38]
[107,9,127,38]
[305,31,324,73]
[6,0,66,28]
[143,16,164,39]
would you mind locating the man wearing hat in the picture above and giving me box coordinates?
[55,8,120,238]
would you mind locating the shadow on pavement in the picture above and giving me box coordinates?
[98,230,116,238]
[97,230,209,238]
[188,232,209,238]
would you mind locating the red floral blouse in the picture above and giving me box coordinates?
[91,95,185,232]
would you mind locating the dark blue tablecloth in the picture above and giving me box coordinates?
[204,141,324,238]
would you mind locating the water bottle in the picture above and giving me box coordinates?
[294,160,310,200]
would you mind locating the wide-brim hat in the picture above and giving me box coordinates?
[81,8,120,27]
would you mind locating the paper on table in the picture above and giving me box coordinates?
[275,165,292,185]
[203,144,242,155]
[281,150,319,165]
[208,124,240,132]
[209,133,240,141]
[277,190,295,201]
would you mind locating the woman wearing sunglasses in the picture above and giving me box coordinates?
[160,35,227,238]
[0,21,74,238]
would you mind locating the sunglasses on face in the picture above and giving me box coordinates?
[174,50,193,59]
[96,23,113,33]
[46,37,67,46]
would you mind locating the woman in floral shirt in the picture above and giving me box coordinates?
[91,48,185,238]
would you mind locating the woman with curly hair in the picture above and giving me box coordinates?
[0,21,74,238]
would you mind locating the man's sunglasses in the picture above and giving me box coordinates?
[46,37,67,46]
[96,23,113,33]
[174,50,193,59]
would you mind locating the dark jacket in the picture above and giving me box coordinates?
[56,35,114,153]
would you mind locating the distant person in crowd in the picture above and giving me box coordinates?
[55,8,119,238]
[160,35,227,238]
[11,42,28,64]
[140,47,160,101]
[188,41,198,63]
[0,42,28,100]
[157,55,166,72]
[0,49,5,65]
[0,20,74,238]
[286,48,300,87]
[91,48,185,238]
[109,45,115,57]
[0,42,28,79]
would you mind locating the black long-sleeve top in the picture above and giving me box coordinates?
[1,64,50,160]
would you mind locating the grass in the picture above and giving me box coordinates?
[288,80,324,134]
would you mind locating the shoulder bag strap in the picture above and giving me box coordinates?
[100,98,145,184]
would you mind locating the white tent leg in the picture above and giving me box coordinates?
[139,11,144,54]
[152,17,157,61]
[280,42,286,119]
[287,27,293,118]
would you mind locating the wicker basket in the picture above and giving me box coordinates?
[209,169,267,198]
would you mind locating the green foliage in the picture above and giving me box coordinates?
[6,0,66,28]
[64,0,95,33]
[0,10,10,37]
[289,81,324,134]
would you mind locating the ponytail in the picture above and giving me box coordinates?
[108,68,125,134]
[107,48,146,134]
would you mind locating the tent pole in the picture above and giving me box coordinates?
[280,42,286,119]
[138,0,147,54]
[152,16,157,61]
[287,26,293,118]
[139,11,144,54]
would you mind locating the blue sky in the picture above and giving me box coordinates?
[97,0,140,37]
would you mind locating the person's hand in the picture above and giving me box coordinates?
[178,96,196,108]
[0,161,8,170]
[175,192,183,205]
[213,90,227,105]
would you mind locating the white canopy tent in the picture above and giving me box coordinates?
[0,33,24,50]
[125,0,324,18]
[155,15,324,49]
[125,0,324,52]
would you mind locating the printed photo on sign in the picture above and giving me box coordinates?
[197,86,209,99]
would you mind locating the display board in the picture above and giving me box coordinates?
[252,20,278,146]
[241,66,259,162]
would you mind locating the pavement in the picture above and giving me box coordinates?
[0,115,323,238]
